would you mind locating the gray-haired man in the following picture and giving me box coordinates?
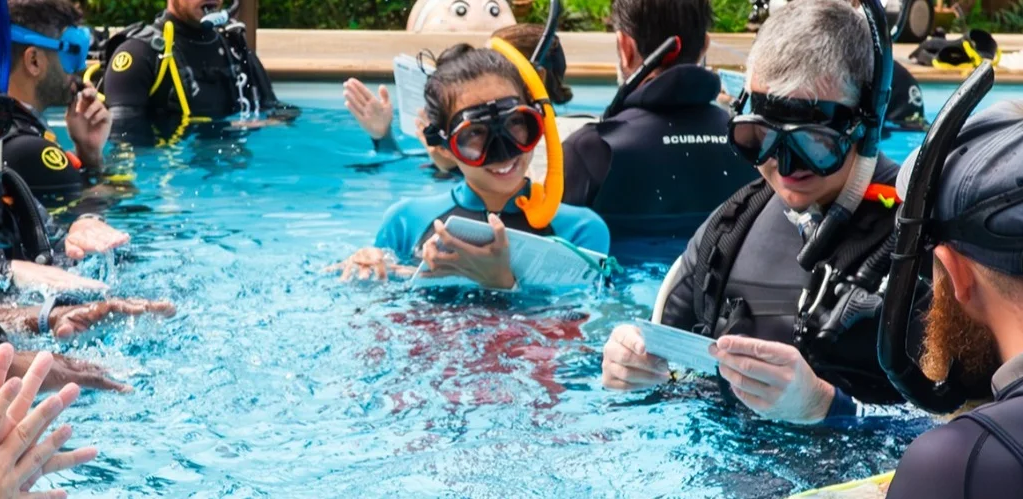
[599,0,911,424]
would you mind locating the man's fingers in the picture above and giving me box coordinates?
[40,446,98,475]
[83,100,104,121]
[322,261,346,274]
[8,352,54,423]
[602,360,669,385]
[76,373,131,393]
[712,350,791,386]
[3,395,63,457]
[340,262,355,282]
[357,265,372,280]
[374,262,388,281]
[609,325,647,356]
[0,378,24,423]
[55,383,80,411]
[732,386,773,414]
[603,345,667,374]
[348,79,375,102]
[718,364,779,400]
[715,336,799,366]
[15,424,72,483]
[0,343,15,382]
[378,86,391,106]
[64,242,85,261]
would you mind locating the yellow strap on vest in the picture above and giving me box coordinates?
[487,37,564,230]
[83,62,102,86]
[150,20,194,119]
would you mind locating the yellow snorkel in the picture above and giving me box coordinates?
[486,1,564,230]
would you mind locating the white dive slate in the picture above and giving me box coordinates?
[409,216,607,289]
[634,319,719,375]
[393,54,435,138]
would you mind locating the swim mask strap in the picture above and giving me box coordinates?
[488,36,563,230]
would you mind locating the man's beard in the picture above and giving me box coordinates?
[36,63,74,109]
[919,265,1002,391]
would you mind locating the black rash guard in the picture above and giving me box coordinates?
[561,64,757,240]
[887,353,1023,499]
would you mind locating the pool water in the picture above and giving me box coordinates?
[33,82,1018,498]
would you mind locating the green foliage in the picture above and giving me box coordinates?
[711,0,750,33]
[80,0,751,32]
[992,0,1023,32]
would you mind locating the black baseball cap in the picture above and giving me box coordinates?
[896,100,1023,275]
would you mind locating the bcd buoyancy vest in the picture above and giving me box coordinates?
[689,178,903,404]
[93,13,278,120]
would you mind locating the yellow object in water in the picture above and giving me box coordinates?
[787,471,894,499]
[486,37,564,231]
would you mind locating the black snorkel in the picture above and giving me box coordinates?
[603,36,682,120]
[200,0,239,30]
[530,0,561,67]
[878,62,995,414]
[795,0,893,271]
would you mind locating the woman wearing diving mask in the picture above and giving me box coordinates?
[328,45,608,289]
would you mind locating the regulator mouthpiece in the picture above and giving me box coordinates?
[200,7,229,29]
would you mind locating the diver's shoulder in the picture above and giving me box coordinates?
[554,203,604,224]
[900,420,984,471]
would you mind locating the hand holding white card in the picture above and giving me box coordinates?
[718,69,746,98]
[634,320,719,376]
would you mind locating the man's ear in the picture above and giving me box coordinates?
[615,31,640,72]
[935,245,977,306]
[19,47,46,77]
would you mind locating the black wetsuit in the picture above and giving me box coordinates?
[656,157,917,416]
[886,354,1023,498]
[561,64,757,241]
[101,12,293,144]
[2,101,87,208]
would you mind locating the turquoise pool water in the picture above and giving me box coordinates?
[33,82,1019,498]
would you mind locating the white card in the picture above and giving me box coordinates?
[393,54,435,138]
[634,320,719,375]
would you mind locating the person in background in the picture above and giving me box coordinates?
[600,0,908,424]
[884,101,1023,498]
[6,0,110,206]
[329,45,609,286]
[99,0,295,136]
[343,24,581,178]
[560,0,756,242]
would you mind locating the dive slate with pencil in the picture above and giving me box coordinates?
[409,216,609,289]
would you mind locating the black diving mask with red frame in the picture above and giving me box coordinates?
[423,97,545,167]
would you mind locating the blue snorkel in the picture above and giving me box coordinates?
[0,0,9,93]
[795,0,893,271]
[878,62,994,414]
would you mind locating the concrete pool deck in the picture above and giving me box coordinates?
[253,30,1023,84]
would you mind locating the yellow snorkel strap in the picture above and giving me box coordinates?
[962,39,1002,68]
[83,62,102,86]
[487,37,563,230]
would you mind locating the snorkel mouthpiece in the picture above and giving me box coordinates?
[200,8,229,29]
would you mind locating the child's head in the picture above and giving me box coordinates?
[492,24,573,105]
[424,45,544,200]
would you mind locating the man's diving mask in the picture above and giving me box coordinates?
[424,97,545,167]
[728,91,866,178]
[11,25,91,74]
